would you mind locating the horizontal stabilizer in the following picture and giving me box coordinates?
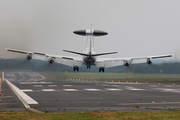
[151,55,173,59]
[91,52,118,56]
[63,50,89,56]
[63,50,117,57]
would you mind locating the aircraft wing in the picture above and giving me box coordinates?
[131,54,173,60]
[45,54,82,62]
[6,48,33,54]
[96,54,173,68]
[6,48,82,67]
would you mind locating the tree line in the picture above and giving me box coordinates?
[0,59,180,74]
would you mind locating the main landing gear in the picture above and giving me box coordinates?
[99,67,104,72]
[73,66,79,71]
[87,66,91,69]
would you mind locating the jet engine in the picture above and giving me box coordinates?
[147,58,152,65]
[26,53,32,60]
[123,60,130,67]
[48,57,55,64]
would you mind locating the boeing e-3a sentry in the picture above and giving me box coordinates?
[6,27,173,72]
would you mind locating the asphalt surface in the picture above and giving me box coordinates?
[1,71,180,113]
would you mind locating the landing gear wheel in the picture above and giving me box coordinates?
[77,67,79,71]
[99,67,104,72]
[87,66,90,69]
[73,66,79,71]
[102,68,104,72]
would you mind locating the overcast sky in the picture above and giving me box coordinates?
[0,0,180,61]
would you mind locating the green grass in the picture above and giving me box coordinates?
[1,111,180,120]
[40,72,180,84]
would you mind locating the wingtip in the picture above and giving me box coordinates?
[5,48,11,51]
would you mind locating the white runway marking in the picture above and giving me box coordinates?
[162,85,174,87]
[111,85,120,87]
[171,89,180,93]
[63,89,78,91]
[131,89,145,91]
[124,86,145,91]
[84,89,100,91]
[42,89,55,91]
[101,84,109,86]
[48,85,57,87]
[155,88,180,93]
[105,88,122,91]
[63,85,72,87]
[20,82,52,84]
[21,89,33,92]
[34,85,43,87]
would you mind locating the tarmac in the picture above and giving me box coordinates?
[1,71,180,113]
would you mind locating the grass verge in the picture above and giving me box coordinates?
[39,72,180,84]
[1,111,180,120]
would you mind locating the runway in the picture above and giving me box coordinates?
[1,71,180,112]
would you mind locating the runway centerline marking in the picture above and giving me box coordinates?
[48,85,57,87]
[21,89,33,92]
[20,82,52,84]
[105,88,122,91]
[124,86,145,91]
[42,89,55,91]
[131,89,145,91]
[63,89,78,91]
[63,85,72,87]
[34,85,43,87]
[84,89,100,91]
[154,88,180,93]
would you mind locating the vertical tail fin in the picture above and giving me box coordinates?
[90,24,92,54]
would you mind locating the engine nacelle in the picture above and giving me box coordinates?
[26,53,32,60]
[147,58,152,65]
[123,60,130,67]
[48,57,55,64]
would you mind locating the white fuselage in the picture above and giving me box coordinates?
[82,32,97,66]
[82,51,97,66]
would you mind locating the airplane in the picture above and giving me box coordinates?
[6,27,173,72]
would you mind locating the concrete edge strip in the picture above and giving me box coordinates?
[3,72,42,113]
[5,79,30,108]
[5,79,38,104]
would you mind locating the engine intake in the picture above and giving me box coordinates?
[26,53,32,60]
[48,57,55,64]
[123,60,129,67]
[147,58,152,65]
